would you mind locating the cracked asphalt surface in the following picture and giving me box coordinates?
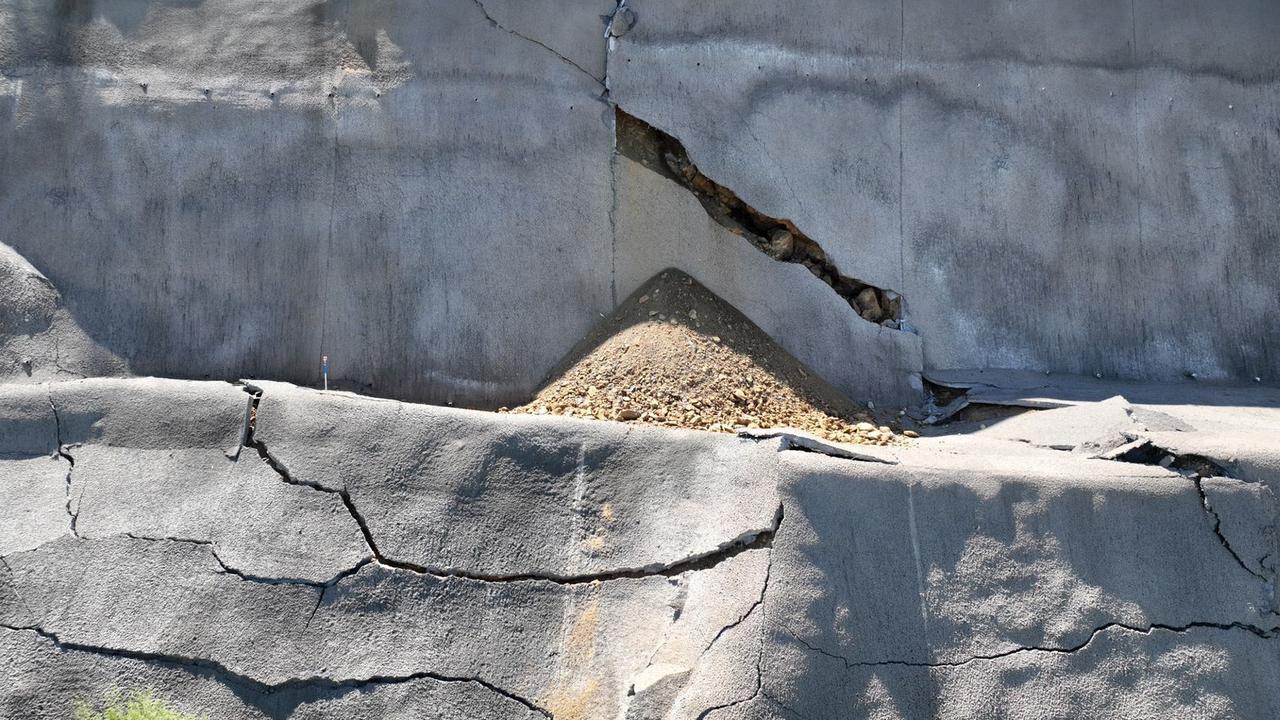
[2,377,1278,719]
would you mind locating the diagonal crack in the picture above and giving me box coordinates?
[237,384,783,585]
[699,548,772,658]
[0,623,552,718]
[694,602,767,719]
[470,0,605,88]
[784,620,1280,671]
[693,545,774,720]
[614,107,909,329]
[1109,439,1272,584]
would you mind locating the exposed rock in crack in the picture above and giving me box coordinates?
[470,0,605,88]
[46,388,78,537]
[0,624,553,719]
[604,0,636,40]
[236,383,784,585]
[785,620,1280,671]
[1109,439,1272,585]
[614,107,907,328]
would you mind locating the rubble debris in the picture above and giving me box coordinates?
[504,270,903,446]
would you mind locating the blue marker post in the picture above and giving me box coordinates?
[321,355,329,391]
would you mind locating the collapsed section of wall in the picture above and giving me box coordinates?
[607,0,1280,384]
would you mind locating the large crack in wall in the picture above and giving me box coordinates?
[236,383,783,585]
[0,624,553,719]
[614,108,906,328]
[1109,439,1274,585]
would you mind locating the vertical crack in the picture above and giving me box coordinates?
[317,128,340,375]
[1109,440,1270,585]
[693,544,774,720]
[1192,475,1271,586]
[613,107,908,328]
[46,388,78,537]
[235,385,388,568]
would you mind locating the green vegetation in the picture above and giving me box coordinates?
[73,690,204,720]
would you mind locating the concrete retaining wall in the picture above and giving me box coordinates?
[1,0,1276,407]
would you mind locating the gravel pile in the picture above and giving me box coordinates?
[503,270,906,446]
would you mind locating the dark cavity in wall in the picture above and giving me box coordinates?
[614,108,904,327]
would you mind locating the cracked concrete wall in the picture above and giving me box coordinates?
[3,378,1279,719]
[6,1,1272,406]
[609,0,1280,385]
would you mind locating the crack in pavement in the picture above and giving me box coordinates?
[784,620,1280,671]
[694,601,767,720]
[0,623,553,719]
[699,546,773,658]
[628,517,779,711]
[470,0,605,88]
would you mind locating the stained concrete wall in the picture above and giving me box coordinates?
[610,0,1280,384]
[0,0,616,407]
[1,1,1277,408]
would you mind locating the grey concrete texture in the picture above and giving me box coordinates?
[1,0,616,408]
[0,377,370,582]
[251,379,782,579]
[4,0,1274,409]
[0,243,126,383]
[609,0,1280,385]
[3,378,1279,718]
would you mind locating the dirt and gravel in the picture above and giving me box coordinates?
[503,270,908,446]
